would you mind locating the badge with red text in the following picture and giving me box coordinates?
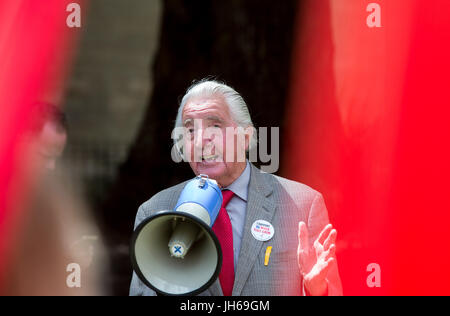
[251,220,275,242]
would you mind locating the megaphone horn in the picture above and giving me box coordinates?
[131,175,223,296]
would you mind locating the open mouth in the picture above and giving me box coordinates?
[201,154,219,162]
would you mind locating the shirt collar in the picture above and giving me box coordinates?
[223,161,251,202]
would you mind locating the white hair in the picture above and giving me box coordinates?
[173,80,257,159]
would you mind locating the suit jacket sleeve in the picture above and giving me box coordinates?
[129,204,158,296]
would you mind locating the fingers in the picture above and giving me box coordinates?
[298,221,309,251]
[306,256,336,284]
[325,244,336,260]
[300,222,338,252]
[323,228,337,251]
[317,224,333,245]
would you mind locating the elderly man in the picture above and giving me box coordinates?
[130,80,342,296]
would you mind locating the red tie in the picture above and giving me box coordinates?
[213,190,235,296]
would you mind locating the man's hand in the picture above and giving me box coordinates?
[297,222,337,296]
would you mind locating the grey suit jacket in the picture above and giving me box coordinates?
[130,164,343,296]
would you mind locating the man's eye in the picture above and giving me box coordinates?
[213,124,221,128]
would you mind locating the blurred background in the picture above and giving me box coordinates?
[1,0,450,296]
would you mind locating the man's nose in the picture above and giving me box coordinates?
[194,128,211,149]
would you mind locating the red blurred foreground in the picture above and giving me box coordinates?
[0,0,80,291]
[284,0,450,295]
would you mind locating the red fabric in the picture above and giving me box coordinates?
[284,0,450,295]
[213,190,235,296]
[0,0,79,290]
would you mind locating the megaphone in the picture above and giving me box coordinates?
[130,175,223,296]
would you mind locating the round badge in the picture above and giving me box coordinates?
[251,220,275,242]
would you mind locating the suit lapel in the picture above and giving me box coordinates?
[232,164,277,296]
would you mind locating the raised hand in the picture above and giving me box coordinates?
[297,222,337,296]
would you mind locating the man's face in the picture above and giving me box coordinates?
[37,121,67,171]
[182,96,249,187]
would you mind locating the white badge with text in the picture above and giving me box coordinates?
[251,220,275,242]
